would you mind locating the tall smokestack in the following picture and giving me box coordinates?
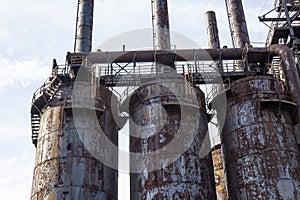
[75,0,94,53]
[226,0,250,48]
[206,11,223,73]
[205,11,221,49]
[153,0,171,50]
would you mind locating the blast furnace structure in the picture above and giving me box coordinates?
[30,0,300,199]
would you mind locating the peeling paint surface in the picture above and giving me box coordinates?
[215,76,300,199]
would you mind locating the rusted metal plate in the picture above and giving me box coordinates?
[31,84,118,200]
[212,147,228,200]
[214,76,300,199]
[129,80,216,199]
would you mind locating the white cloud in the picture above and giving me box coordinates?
[0,151,34,200]
[0,56,51,89]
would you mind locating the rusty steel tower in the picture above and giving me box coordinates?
[30,0,300,199]
[30,0,118,199]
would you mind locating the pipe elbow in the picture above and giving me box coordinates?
[269,44,300,122]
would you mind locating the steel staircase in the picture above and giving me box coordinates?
[30,68,67,146]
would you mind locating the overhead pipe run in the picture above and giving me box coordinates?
[75,0,94,53]
[85,48,269,64]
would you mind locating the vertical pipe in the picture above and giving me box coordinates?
[75,0,94,53]
[205,11,221,49]
[226,0,250,48]
[153,0,171,50]
[205,11,223,73]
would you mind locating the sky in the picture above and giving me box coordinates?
[0,0,274,199]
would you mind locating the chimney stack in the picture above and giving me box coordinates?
[75,0,94,53]
[226,0,250,48]
[153,0,171,50]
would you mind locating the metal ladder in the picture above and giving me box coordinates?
[45,77,63,99]
[31,114,40,146]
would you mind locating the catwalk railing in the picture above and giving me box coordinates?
[31,46,292,145]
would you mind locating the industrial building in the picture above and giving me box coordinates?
[30,0,300,199]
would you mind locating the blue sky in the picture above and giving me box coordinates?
[0,0,273,199]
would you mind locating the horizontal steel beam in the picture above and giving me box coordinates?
[259,17,300,22]
[100,72,246,87]
[69,48,272,64]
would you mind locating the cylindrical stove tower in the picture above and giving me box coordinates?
[129,79,216,199]
[30,80,118,199]
[213,76,300,199]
